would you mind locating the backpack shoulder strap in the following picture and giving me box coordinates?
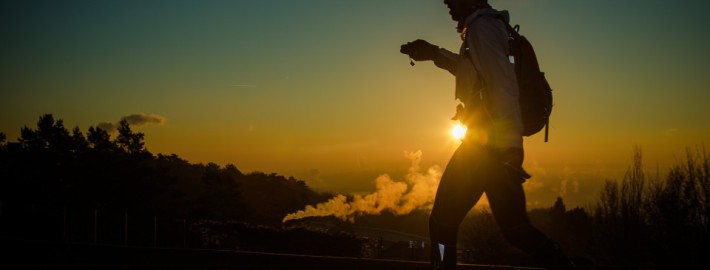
[464,13,517,36]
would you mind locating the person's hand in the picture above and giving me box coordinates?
[400,39,439,61]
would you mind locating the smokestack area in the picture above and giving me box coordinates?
[283,151,442,223]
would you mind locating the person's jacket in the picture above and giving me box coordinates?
[434,8,524,151]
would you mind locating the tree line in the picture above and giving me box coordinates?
[0,114,352,253]
[0,114,334,224]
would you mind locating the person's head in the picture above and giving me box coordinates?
[443,0,491,22]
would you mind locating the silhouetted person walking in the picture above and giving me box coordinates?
[400,1,576,269]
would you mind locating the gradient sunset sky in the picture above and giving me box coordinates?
[2,0,709,208]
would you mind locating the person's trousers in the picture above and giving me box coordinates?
[429,142,572,270]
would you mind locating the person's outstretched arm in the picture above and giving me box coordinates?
[400,39,459,75]
[433,48,459,76]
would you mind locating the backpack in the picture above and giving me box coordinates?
[468,15,553,142]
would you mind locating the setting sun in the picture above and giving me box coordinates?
[451,124,467,140]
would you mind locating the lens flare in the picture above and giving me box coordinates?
[451,124,467,140]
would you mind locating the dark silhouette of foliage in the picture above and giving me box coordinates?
[0,113,334,253]
[115,120,146,155]
[194,162,245,220]
[589,146,710,269]
[87,126,115,153]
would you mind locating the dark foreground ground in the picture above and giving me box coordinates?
[1,238,542,270]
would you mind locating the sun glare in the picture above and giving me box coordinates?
[451,124,467,140]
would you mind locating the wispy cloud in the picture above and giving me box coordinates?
[663,128,680,142]
[664,128,679,135]
[97,113,166,133]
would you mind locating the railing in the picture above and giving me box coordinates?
[1,237,543,270]
[0,207,543,269]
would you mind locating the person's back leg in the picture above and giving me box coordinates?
[486,164,576,270]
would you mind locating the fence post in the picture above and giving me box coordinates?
[153,216,157,248]
[124,212,128,246]
[63,207,66,242]
[93,208,97,244]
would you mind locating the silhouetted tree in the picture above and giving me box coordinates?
[87,126,115,153]
[115,120,146,155]
[240,171,328,225]
[17,114,73,153]
[70,126,88,155]
[589,146,710,269]
[195,163,245,220]
[549,197,566,222]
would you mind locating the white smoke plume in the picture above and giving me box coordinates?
[283,150,442,223]
[559,165,579,198]
[98,113,166,133]
[523,161,546,191]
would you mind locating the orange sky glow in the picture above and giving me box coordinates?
[2,0,709,209]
